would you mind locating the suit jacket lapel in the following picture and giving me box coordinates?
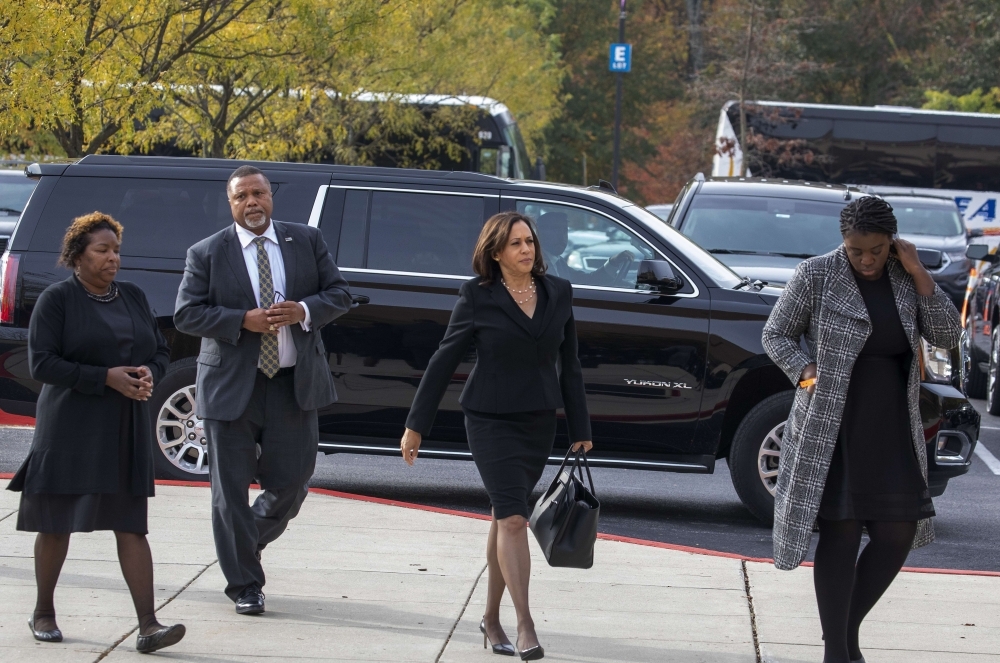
[273,221,296,299]
[535,276,559,338]
[222,226,257,306]
[489,281,533,336]
[825,246,870,323]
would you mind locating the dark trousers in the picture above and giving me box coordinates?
[205,371,318,601]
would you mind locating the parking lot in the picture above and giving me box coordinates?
[3,400,998,573]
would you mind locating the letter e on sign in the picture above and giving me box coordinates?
[609,43,632,72]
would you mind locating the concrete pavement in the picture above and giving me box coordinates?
[0,480,997,662]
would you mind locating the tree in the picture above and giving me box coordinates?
[0,0,267,158]
[124,0,562,166]
[541,0,688,200]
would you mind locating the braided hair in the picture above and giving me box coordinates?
[840,196,897,236]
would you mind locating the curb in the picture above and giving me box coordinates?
[3,472,998,577]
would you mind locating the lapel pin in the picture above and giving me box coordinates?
[284,237,293,242]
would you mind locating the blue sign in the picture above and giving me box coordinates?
[609,43,632,72]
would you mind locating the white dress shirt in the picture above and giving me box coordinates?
[234,222,312,368]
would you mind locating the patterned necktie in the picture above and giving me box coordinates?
[254,237,280,378]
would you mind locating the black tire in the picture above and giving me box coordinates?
[988,327,1000,415]
[148,358,207,481]
[728,390,794,525]
[964,321,987,399]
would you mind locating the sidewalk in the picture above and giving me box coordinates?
[1,480,997,662]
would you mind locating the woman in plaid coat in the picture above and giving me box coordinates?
[762,197,961,663]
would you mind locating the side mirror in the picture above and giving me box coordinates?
[967,244,998,263]
[636,260,683,293]
[917,248,943,270]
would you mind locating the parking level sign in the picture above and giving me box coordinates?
[609,43,632,72]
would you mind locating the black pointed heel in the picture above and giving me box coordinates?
[135,623,185,653]
[479,618,516,656]
[28,617,63,643]
[850,658,866,663]
[518,644,544,660]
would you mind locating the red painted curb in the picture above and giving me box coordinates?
[0,412,35,426]
[2,472,997,577]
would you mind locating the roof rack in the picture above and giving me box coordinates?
[71,154,505,183]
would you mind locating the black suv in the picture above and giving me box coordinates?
[0,157,979,522]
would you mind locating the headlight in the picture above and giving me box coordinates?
[921,339,953,384]
[946,250,968,262]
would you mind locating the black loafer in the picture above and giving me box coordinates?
[235,585,265,615]
[136,623,185,653]
[28,617,63,642]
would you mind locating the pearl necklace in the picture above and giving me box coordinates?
[502,277,535,305]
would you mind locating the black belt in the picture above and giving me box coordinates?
[258,366,295,378]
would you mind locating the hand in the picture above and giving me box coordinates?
[603,251,633,276]
[401,428,422,466]
[891,237,925,276]
[136,365,154,396]
[892,237,937,297]
[799,362,817,395]
[571,441,593,453]
[107,366,152,401]
[266,301,306,329]
[242,308,277,334]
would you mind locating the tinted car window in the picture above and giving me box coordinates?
[337,189,370,268]
[0,173,37,218]
[893,203,963,236]
[366,191,485,276]
[29,175,324,259]
[517,200,655,289]
[681,194,844,259]
[29,177,232,258]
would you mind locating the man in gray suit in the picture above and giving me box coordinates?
[174,165,352,614]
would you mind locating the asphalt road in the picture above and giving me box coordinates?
[2,402,999,572]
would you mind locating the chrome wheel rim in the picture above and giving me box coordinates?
[960,328,972,391]
[758,422,783,497]
[156,384,209,476]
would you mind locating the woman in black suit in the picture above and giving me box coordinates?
[401,212,592,661]
[7,212,185,653]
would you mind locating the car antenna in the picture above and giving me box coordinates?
[597,179,617,194]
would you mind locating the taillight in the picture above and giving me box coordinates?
[0,252,20,324]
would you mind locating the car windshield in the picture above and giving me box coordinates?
[891,203,963,236]
[680,194,845,259]
[625,204,743,288]
[0,173,37,217]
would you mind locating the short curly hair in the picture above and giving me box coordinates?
[58,211,123,268]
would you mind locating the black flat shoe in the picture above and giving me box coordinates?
[518,645,544,660]
[480,618,515,656]
[850,657,866,663]
[136,623,185,653]
[235,585,265,615]
[28,617,63,643]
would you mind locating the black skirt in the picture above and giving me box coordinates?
[17,400,148,534]
[820,270,934,522]
[463,407,556,520]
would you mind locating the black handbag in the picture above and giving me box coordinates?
[529,447,600,569]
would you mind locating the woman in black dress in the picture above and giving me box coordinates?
[7,212,185,653]
[763,197,961,663]
[400,212,592,660]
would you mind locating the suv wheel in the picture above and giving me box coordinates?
[149,359,208,481]
[989,328,1000,415]
[964,319,987,398]
[728,391,793,525]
